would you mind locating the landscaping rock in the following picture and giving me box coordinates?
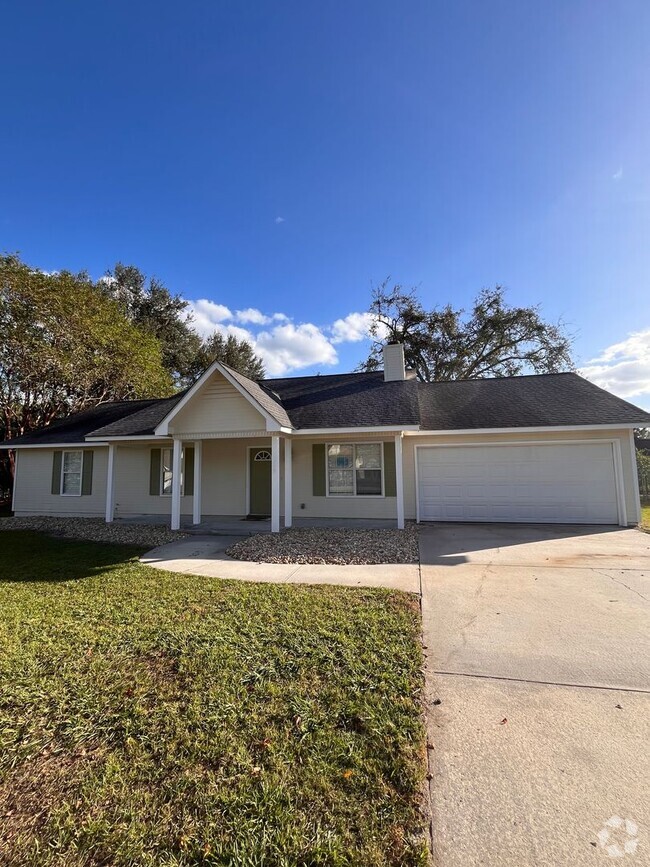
[226,525,419,565]
[0,516,187,547]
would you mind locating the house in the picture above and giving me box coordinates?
[6,345,650,530]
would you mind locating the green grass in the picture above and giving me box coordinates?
[0,532,428,866]
[641,500,650,530]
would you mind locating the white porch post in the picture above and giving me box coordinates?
[395,433,405,530]
[171,438,182,531]
[271,434,280,533]
[192,440,202,525]
[105,443,116,523]
[284,437,292,528]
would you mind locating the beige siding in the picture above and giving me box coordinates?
[169,371,265,435]
[290,437,398,520]
[113,444,190,518]
[113,438,279,518]
[403,428,640,524]
[13,428,640,526]
[13,448,107,517]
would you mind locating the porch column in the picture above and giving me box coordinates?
[192,440,203,525]
[284,438,292,528]
[394,433,405,530]
[105,443,116,523]
[271,434,280,533]
[171,438,182,531]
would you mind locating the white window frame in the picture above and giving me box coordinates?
[61,449,83,497]
[160,447,185,497]
[325,442,385,498]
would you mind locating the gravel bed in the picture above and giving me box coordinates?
[0,516,187,547]
[226,525,420,565]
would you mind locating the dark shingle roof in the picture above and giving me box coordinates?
[87,393,186,438]
[222,364,292,428]
[263,371,421,429]
[4,369,650,447]
[417,373,650,430]
[2,399,168,446]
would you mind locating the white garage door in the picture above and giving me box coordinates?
[416,443,619,524]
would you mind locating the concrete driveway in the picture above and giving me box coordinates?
[420,523,650,866]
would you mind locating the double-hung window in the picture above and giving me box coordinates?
[161,447,184,496]
[61,450,83,496]
[327,443,383,496]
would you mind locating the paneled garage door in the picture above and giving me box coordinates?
[416,442,619,524]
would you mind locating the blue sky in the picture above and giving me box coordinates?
[2,1,649,405]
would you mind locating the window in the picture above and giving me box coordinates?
[327,443,383,496]
[161,448,185,496]
[61,450,83,496]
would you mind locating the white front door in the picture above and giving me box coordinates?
[417,442,619,524]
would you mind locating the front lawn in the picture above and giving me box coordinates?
[0,532,428,866]
[641,500,650,530]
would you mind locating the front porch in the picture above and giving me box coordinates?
[105,432,406,533]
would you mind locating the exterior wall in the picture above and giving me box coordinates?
[112,443,190,518]
[168,371,265,436]
[402,428,640,525]
[114,438,279,518]
[290,436,398,520]
[12,427,640,526]
[13,447,107,517]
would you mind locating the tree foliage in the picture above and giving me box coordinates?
[101,263,202,387]
[101,263,266,385]
[637,448,650,498]
[361,282,573,381]
[189,332,266,381]
[0,254,173,445]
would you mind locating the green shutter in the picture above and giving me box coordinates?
[312,444,326,496]
[81,451,93,495]
[184,446,194,497]
[149,448,161,496]
[51,451,62,495]
[383,441,396,497]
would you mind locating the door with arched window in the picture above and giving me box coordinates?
[249,447,272,516]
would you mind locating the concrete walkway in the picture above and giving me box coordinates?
[142,523,650,865]
[141,534,420,592]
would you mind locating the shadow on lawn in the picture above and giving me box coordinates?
[0,531,143,583]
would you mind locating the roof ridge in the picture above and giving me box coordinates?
[418,371,579,385]
[260,370,381,384]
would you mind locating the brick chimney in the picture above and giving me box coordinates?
[383,342,406,381]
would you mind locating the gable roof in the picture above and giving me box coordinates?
[4,369,650,447]
[416,372,650,430]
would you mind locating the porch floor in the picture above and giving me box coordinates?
[116,515,399,535]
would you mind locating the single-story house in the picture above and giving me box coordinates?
[5,345,650,530]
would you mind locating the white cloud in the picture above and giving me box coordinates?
[255,322,338,376]
[330,311,375,344]
[612,167,623,181]
[274,216,285,224]
[186,298,341,375]
[579,328,650,404]
[235,307,271,325]
[187,299,233,337]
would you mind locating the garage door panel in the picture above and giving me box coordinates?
[417,443,619,525]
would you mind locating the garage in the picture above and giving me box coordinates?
[416,442,621,524]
